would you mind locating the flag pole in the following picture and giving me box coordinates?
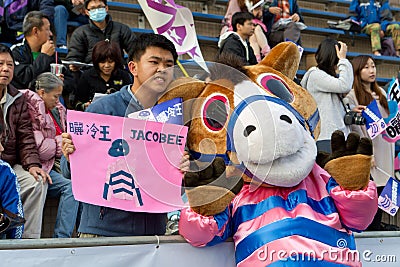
[176,59,189,77]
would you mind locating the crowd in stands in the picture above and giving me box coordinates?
[1,0,400,239]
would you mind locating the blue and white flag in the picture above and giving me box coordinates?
[378,177,400,216]
[128,97,183,125]
[362,99,387,139]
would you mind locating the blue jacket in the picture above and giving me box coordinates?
[349,0,395,31]
[62,85,167,236]
[0,160,24,238]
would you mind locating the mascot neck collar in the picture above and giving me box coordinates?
[189,150,231,165]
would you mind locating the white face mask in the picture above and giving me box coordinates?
[89,8,107,22]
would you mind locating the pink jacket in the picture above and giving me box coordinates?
[179,164,377,266]
[21,90,66,173]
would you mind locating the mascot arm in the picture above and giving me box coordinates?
[317,131,373,191]
[184,157,243,216]
[328,179,378,231]
[179,206,232,247]
[317,131,378,231]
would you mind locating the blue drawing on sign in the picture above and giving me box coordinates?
[139,110,151,117]
[390,208,397,215]
[380,195,391,208]
[103,170,143,206]
[108,139,130,157]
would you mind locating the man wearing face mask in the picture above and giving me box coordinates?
[66,0,136,72]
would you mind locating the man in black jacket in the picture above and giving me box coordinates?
[0,0,54,44]
[10,11,55,90]
[10,11,75,101]
[66,0,136,72]
[218,12,257,65]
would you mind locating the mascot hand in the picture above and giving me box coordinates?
[184,157,243,216]
[316,130,372,190]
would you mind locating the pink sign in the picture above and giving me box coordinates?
[67,110,188,213]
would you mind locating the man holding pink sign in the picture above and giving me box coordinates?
[62,33,190,237]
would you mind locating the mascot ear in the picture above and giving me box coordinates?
[159,77,206,103]
[260,42,300,80]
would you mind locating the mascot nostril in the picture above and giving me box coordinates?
[280,114,292,124]
[243,125,256,137]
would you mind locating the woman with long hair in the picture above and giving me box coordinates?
[345,55,394,230]
[301,38,353,152]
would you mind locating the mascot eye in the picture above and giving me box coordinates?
[256,73,294,103]
[202,94,229,131]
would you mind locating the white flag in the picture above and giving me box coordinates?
[138,0,209,72]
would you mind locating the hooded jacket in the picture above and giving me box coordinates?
[218,32,257,65]
[66,15,136,64]
[21,90,65,173]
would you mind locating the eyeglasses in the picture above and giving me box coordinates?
[87,5,106,11]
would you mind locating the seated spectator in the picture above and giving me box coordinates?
[350,0,400,56]
[0,43,50,239]
[21,72,79,238]
[66,0,137,72]
[0,0,54,44]
[54,0,89,49]
[247,0,271,62]
[300,39,353,153]
[263,0,304,47]
[10,11,54,90]
[74,40,132,111]
[0,127,25,239]
[11,11,76,104]
[218,12,257,65]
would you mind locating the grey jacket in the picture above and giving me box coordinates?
[301,59,353,141]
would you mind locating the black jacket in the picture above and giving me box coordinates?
[218,33,257,65]
[66,15,136,64]
[75,67,132,108]
[10,39,76,94]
